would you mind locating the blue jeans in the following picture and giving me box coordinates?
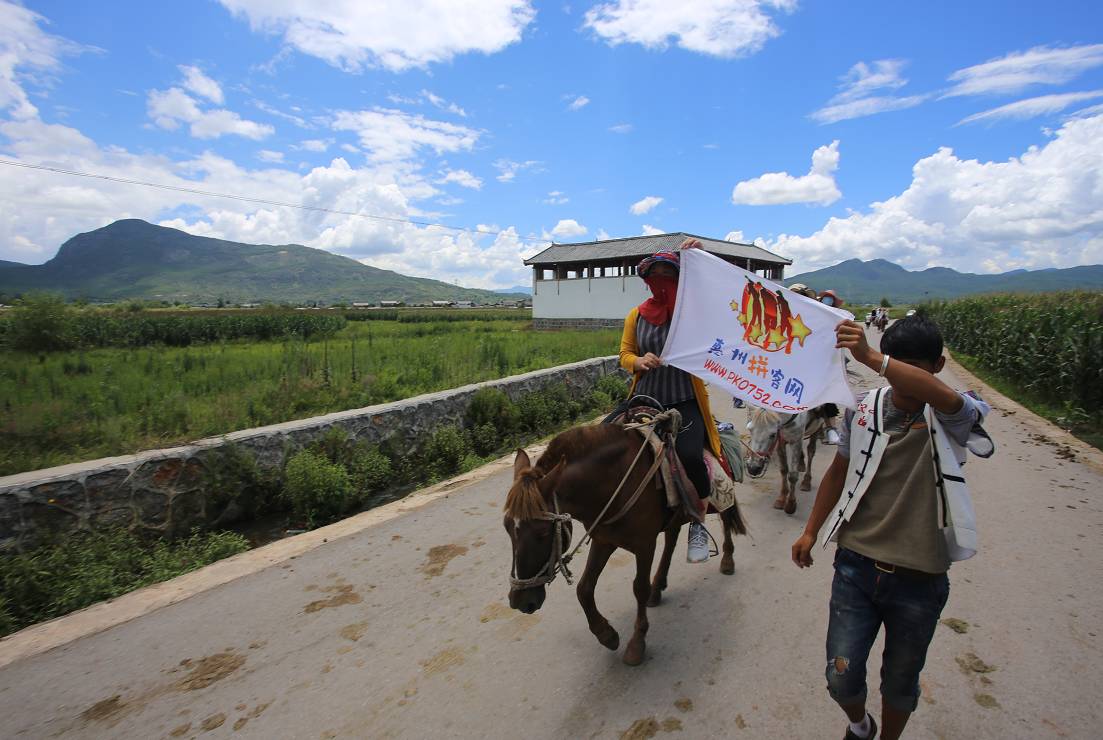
[825,548,950,713]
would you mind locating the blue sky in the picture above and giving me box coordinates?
[2,0,1102,288]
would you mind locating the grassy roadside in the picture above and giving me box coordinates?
[951,350,1103,452]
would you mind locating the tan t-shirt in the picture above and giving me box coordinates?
[837,420,950,574]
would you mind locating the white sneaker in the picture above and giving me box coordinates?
[825,428,841,445]
[687,522,710,563]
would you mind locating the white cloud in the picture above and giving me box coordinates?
[331,108,480,162]
[493,158,541,182]
[543,190,569,205]
[957,90,1103,126]
[0,1,93,119]
[179,65,224,104]
[764,113,1103,275]
[584,0,796,58]
[437,168,483,189]
[257,149,284,163]
[812,60,928,124]
[296,138,332,152]
[217,0,536,72]
[609,122,633,133]
[422,89,467,117]
[596,228,611,241]
[252,99,311,128]
[147,87,274,139]
[568,95,590,110]
[732,140,842,206]
[725,229,745,242]
[630,195,663,215]
[641,224,664,236]
[944,44,1103,98]
[549,219,588,238]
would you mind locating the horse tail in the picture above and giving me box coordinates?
[722,499,748,536]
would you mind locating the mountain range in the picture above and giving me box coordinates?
[785,258,1103,304]
[2,220,1100,305]
[0,220,527,304]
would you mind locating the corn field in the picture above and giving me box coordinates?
[922,291,1103,422]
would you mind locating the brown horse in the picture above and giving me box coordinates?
[503,424,746,666]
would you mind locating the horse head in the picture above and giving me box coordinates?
[744,408,788,477]
[503,449,571,614]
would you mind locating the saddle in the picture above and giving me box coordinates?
[605,402,737,520]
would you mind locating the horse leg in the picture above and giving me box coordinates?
[784,443,799,515]
[719,510,735,576]
[623,541,657,666]
[801,433,818,491]
[648,525,678,607]
[576,540,619,651]
[773,443,790,510]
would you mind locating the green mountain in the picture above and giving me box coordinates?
[785,258,1103,304]
[0,220,526,304]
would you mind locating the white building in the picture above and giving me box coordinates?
[524,232,791,328]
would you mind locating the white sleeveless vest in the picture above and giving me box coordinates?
[819,385,987,562]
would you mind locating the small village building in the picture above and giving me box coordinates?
[379,300,403,308]
[351,302,373,308]
[431,300,454,307]
[524,232,791,328]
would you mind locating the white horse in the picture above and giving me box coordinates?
[744,408,825,515]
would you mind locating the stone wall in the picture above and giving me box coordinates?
[533,318,624,330]
[0,357,622,552]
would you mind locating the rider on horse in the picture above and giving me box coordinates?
[619,240,724,564]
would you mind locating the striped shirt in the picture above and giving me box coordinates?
[634,315,695,405]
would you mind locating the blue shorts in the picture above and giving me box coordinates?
[825,548,950,713]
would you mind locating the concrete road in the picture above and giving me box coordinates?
[2,333,1101,739]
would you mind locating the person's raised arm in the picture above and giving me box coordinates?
[835,320,963,415]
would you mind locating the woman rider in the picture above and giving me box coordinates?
[619,240,725,563]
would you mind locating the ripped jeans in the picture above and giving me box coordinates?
[825,548,950,713]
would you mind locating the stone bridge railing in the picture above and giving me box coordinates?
[0,356,621,551]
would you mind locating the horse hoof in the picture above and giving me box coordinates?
[596,626,620,651]
[784,497,797,515]
[622,641,646,666]
[799,480,811,492]
[647,590,662,607]
[772,496,786,510]
[720,556,735,575]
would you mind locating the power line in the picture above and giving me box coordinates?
[0,158,536,243]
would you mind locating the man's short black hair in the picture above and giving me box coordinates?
[880,314,944,364]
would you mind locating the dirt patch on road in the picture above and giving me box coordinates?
[81,695,125,723]
[479,602,512,623]
[956,652,996,675]
[304,584,363,613]
[176,651,247,691]
[420,646,467,675]
[941,617,970,634]
[339,621,370,641]
[419,544,469,578]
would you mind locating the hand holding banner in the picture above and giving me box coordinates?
[660,249,856,412]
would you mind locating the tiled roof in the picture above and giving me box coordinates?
[524,232,791,266]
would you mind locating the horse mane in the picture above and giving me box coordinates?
[503,425,628,521]
[504,472,547,521]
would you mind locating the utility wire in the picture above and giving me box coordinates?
[0,158,538,243]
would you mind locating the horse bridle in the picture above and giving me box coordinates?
[743,410,800,479]
[508,492,575,592]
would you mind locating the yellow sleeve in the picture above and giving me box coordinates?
[619,308,640,373]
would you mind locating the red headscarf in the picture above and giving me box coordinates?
[637,251,680,324]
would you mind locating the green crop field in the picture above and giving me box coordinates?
[0,309,619,476]
[922,291,1103,448]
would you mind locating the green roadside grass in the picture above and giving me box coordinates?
[951,350,1103,452]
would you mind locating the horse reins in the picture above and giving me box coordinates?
[742,410,800,479]
[508,410,678,592]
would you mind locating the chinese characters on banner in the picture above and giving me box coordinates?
[661,249,856,413]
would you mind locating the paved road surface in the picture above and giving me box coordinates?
[2,331,1101,739]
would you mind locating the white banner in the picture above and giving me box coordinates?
[661,249,856,412]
